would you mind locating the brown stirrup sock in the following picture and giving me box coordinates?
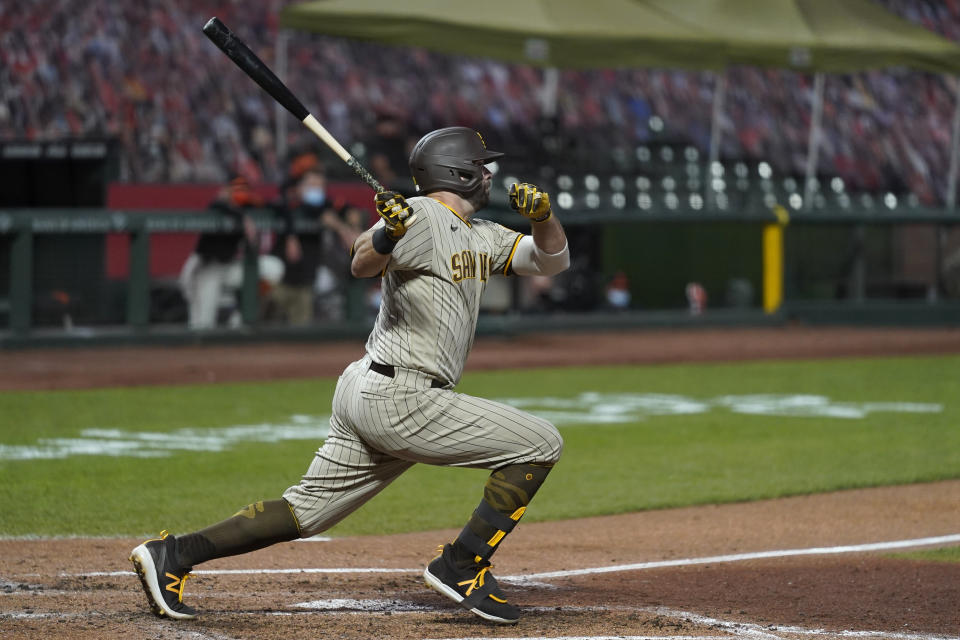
[450,463,553,569]
[175,499,301,567]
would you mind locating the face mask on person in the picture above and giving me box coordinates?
[301,186,326,207]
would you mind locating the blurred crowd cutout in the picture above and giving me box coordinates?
[1,0,959,206]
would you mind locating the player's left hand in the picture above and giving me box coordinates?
[509,183,552,223]
[375,191,416,240]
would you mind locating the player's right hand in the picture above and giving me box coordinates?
[375,191,416,240]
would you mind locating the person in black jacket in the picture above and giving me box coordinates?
[179,177,260,329]
[268,156,362,324]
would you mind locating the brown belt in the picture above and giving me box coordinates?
[369,361,445,388]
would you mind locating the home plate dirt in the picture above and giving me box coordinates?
[2,326,959,639]
[2,481,958,639]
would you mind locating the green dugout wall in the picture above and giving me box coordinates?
[601,222,763,310]
[3,204,959,343]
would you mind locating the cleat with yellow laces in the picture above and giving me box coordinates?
[423,543,520,624]
[129,530,197,619]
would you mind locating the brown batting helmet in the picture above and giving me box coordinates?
[408,127,503,198]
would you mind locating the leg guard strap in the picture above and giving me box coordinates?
[475,500,520,533]
[456,503,526,560]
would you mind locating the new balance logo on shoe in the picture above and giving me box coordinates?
[164,572,186,595]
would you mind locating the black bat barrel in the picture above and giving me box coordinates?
[202,17,310,121]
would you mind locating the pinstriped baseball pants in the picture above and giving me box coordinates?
[283,355,563,537]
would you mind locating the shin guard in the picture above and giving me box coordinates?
[451,463,552,567]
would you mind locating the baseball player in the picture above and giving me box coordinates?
[130,126,570,625]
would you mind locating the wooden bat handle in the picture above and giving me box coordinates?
[301,115,384,193]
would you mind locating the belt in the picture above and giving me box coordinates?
[369,361,446,388]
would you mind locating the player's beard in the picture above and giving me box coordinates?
[467,180,491,211]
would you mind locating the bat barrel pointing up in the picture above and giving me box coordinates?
[202,17,384,193]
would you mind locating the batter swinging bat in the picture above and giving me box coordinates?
[202,17,384,193]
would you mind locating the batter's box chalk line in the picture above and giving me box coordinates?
[60,532,960,582]
[32,533,958,640]
[639,606,960,640]
[431,609,958,640]
[501,533,960,582]
[430,636,734,640]
[3,606,954,640]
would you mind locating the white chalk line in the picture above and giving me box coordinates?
[0,589,72,597]
[292,597,435,612]
[3,613,241,640]
[70,566,419,578]
[3,605,955,640]
[638,605,960,640]
[294,534,332,542]
[511,533,960,582]
[430,637,731,640]
[54,532,960,581]
[6,534,956,640]
[0,605,607,619]
[1,606,609,619]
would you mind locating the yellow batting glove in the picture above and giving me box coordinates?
[509,183,552,223]
[374,190,416,241]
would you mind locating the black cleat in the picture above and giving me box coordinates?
[423,544,520,625]
[129,530,197,619]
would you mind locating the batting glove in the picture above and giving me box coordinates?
[509,183,552,223]
[374,191,416,241]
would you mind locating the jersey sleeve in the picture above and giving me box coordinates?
[382,200,434,272]
[485,222,525,276]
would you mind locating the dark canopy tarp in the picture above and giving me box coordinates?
[279,0,960,73]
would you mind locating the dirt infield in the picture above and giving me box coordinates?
[3,326,960,639]
[4,325,960,390]
[3,482,959,639]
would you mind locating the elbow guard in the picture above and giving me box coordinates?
[511,236,570,276]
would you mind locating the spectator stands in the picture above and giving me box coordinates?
[1,0,958,206]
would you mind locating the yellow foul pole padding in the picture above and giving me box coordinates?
[763,206,790,314]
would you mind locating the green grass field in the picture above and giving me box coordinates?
[891,546,960,562]
[1,355,958,540]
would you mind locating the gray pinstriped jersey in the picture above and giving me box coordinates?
[282,196,564,536]
[365,196,523,386]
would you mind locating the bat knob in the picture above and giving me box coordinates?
[203,17,224,36]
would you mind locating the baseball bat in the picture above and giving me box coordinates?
[202,17,384,193]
